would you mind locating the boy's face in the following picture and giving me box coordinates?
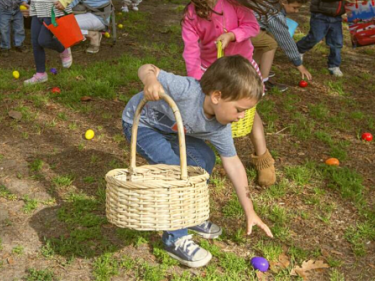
[211,94,258,125]
[282,2,303,13]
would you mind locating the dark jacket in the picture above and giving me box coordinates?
[311,0,346,17]
[0,0,23,11]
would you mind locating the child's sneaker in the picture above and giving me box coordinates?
[250,149,276,187]
[24,72,48,85]
[328,67,343,77]
[268,71,275,78]
[60,48,73,68]
[132,5,139,11]
[264,80,288,93]
[121,5,129,12]
[188,221,222,239]
[164,235,212,268]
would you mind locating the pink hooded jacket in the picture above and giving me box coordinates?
[182,0,260,80]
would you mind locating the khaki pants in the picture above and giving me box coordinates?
[251,30,278,56]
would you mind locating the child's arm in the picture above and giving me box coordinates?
[182,12,204,80]
[138,64,164,101]
[221,155,273,237]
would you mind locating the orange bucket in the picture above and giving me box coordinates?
[43,8,84,49]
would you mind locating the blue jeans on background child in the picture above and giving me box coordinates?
[0,8,25,49]
[297,13,343,68]
[122,121,216,246]
[31,16,65,73]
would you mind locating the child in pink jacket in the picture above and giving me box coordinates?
[182,0,276,187]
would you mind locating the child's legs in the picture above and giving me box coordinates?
[0,10,12,49]
[297,13,329,54]
[249,112,267,156]
[12,10,25,47]
[31,16,47,72]
[122,122,216,245]
[75,13,105,35]
[325,20,343,68]
[37,18,65,53]
[251,31,277,79]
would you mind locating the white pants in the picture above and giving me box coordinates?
[123,0,142,6]
[75,13,105,35]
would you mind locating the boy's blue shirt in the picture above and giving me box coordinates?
[122,70,237,157]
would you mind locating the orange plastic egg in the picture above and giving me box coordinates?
[325,158,340,166]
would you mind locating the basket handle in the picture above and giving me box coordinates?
[129,92,188,180]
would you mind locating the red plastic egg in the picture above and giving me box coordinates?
[361,132,373,142]
[299,80,308,88]
[51,87,61,94]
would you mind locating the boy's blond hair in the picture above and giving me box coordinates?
[200,55,263,102]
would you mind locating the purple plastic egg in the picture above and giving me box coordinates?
[251,256,269,272]
[50,68,58,75]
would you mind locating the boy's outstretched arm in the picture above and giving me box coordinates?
[138,64,164,101]
[221,155,273,238]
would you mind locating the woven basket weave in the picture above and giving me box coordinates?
[106,92,210,231]
[217,41,257,138]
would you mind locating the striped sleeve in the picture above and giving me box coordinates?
[267,14,302,67]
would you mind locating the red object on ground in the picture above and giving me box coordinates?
[361,132,373,141]
[51,87,61,94]
[299,80,308,88]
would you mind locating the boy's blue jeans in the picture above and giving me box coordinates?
[31,16,65,73]
[0,8,25,49]
[297,13,343,68]
[122,122,216,246]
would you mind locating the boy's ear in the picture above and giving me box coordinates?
[210,90,222,104]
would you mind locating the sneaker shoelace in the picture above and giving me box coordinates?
[174,235,198,255]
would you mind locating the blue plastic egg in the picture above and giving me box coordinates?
[50,68,58,75]
[251,256,269,272]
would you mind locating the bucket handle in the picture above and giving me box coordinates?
[129,92,188,180]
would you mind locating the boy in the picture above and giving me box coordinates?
[297,0,346,77]
[122,55,273,268]
[0,0,28,56]
[252,0,312,89]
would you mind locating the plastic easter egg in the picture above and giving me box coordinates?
[325,158,340,166]
[85,129,95,140]
[118,24,124,29]
[20,5,28,10]
[13,71,20,79]
[50,68,58,75]
[361,132,373,142]
[251,257,269,272]
[104,32,110,38]
[299,80,308,88]
[51,87,61,94]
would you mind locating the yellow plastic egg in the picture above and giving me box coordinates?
[13,71,20,79]
[85,129,95,140]
[118,24,124,29]
[104,32,110,38]
[20,5,28,10]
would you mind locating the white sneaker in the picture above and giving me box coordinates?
[328,67,343,77]
[132,5,139,11]
[24,73,48,85]
[60,48,73,68]
[121,5,129,12]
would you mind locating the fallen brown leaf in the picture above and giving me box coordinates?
[291,260,329,280]
[80,96,92,102]
[8,110,22,120]
[278,253,290,268]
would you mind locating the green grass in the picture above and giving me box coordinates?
[22,196,38,213]
[25,268,55,281]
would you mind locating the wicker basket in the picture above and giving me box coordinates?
[217,41,257,138]
[105,92,210,231]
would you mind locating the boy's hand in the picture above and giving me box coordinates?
[20,2,30,17]
[246,211,273,238]
[143,79,164,101]
[297,65,312,81]
[54,1,65,10]
[216,32,235,50]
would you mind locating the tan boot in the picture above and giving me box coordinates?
[86,31,102,54]
[250,149,276,187]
